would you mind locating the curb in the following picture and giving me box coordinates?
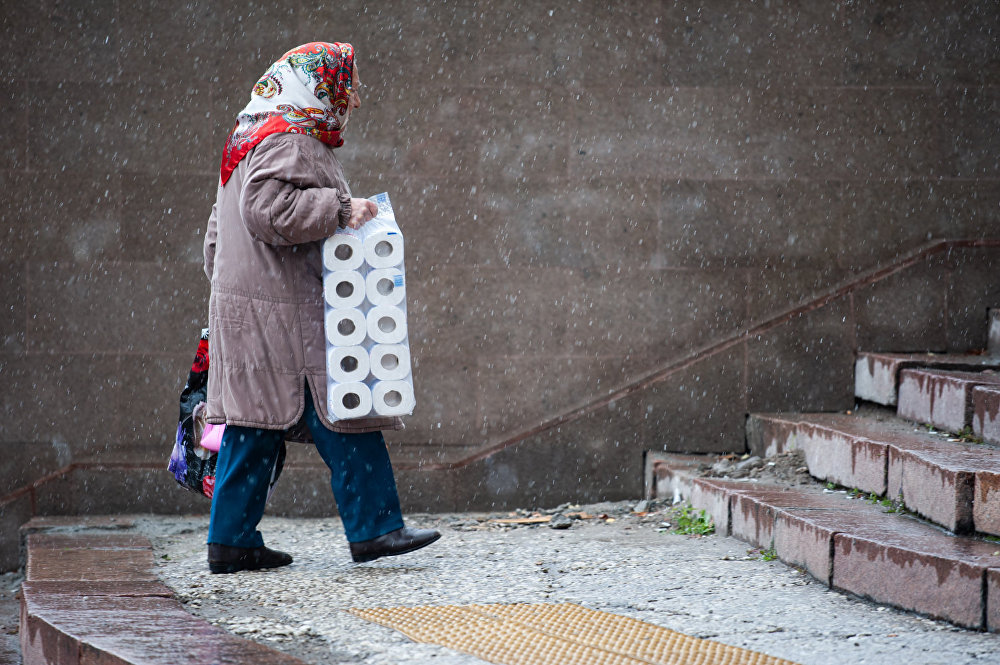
[19,524,308,665]
[689,478,1000,630]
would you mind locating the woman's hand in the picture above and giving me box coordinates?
[347,198,378,229]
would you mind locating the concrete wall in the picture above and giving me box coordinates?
[2,2,999,517]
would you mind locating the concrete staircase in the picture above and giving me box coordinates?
[681,309,1000,630]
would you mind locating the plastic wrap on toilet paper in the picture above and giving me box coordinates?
[323,230,364,271]
[327,345,370,383]
[321,192,415,421]
[325,308,367,347]
[329,382,373,420]
[324,270,368,309]
[362,218,405,268]
[369,344,411,381]
[365,267,406,306]
[371,380,416,416]
[366,305,407,344]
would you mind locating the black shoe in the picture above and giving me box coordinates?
[349,527,441,563]
[208,543,293,574]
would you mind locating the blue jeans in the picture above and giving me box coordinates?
[207,385,404,548]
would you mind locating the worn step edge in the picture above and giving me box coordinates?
[973,385,1000,446]
[645,453,709,503]
[689,478,1000,631]
[855,352,1000,406]
[897,368,1000,433]
[747,412,1000,537]
[19,528,309,665]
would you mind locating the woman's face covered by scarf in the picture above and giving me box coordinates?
[220,42,358,184]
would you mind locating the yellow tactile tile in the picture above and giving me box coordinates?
[348,603,800,665]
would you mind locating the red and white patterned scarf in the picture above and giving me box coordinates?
[219,42,356,185]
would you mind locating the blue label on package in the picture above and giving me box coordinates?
[373,192,393,217]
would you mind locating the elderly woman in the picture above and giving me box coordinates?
[203,42,439,574]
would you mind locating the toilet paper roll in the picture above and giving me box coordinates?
[325,308,367,347]
[324,270,366,309]
[371,380,416,416]
[365,268,406,307]
[328,382,373,420]
[363,229,404,268]
[327,345,370,383]
[369,344,411,381]
[366,305,407,344]
[323,232,364,271]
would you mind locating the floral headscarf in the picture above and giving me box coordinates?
[219,42,356,185]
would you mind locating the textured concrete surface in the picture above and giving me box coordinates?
[730,489,850,553]
[853,262,948,353]
[854,352,1000,406]
[897,368,1000,432]
[689,480,1000,631]
[989,568,1000,633]
[990,309,1000,355]
[773,510,839,586]
[973,385,1000,444]
[797,422,887,495]
[831,521,998,630]
[747,410,1000,536]
[745,299,856,414]
[18,530,311,665]
[21,590,310,665]
[887,444,977,534]
[974,470,1000,538]
[139,507,1000,665]
[26,533,157,583]
[0,573,19,665]
[746,414,801,458]
[945,248,1000,352]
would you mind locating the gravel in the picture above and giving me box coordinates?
[702,449,814,484]
[139,501,1000,665]
[1,572,22,665]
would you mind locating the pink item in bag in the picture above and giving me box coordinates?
[200,422,224,452]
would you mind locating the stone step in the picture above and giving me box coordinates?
[855,352,1000,406]
[974,385,1000,446]
[20,527,309,665]
[897,368,1000,432]
[644,452,707,502]
[747,412,1000,536]
[689,478,1000,631]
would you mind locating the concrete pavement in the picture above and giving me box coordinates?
[135,501,1000,665]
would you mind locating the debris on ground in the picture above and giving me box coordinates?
[548,513,572,530]
[429,451,816,538]
[491,515,552,525]
[442,498,703,537]
[699,449,813,485]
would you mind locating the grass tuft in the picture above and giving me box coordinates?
[672,503,715,536]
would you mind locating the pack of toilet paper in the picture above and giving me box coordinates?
[322,192,415,421]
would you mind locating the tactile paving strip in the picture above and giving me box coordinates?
[349,602,800,665]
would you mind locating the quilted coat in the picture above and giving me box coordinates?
[203,132,402,435]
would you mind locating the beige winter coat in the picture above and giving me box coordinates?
[203,132,402,435]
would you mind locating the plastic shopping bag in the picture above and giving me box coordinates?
[168,328,285,499]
